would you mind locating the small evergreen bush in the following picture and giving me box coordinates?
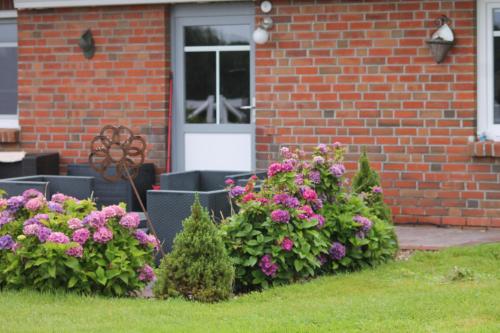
[352,148,393,223]
[154,195,234,302]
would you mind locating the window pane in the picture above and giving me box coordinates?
[0,20,16,43]
[495,9,500,31]
[495,37,500,124]
[0,47,17,115]
[185,52,216,123]
[185,25,249,46]
[220,51,250,124]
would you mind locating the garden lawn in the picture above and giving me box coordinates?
[0,244,499,333]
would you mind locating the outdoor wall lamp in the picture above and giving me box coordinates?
[426,16,455,64]
[78,29,96,59]
[253,1,273,45]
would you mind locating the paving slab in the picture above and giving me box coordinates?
[396,225,500,250]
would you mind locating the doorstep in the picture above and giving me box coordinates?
[396,225,500,250]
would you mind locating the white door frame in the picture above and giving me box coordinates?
[170,2,256,171]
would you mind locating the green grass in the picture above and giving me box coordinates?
[1,244,499,333]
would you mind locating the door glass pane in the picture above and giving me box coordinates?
[495,9,500,31]
[0,47,17,115]
[185,52,216,123]
[220,51,250,124]
[185,25,249,46]
[0,21,16,43]
[495,37,500,124]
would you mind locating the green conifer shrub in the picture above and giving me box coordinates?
[154,195,234,302]
[352,148,393,223]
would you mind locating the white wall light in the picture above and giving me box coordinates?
[253,1,273,45]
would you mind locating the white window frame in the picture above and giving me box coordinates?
[0,10,19,129]
[184,45,251,124]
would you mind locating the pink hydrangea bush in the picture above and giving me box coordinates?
[222,143,397,291]
[0,191,158,296]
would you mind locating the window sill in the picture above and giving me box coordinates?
[469,141,500,157]
[0,128,19,143]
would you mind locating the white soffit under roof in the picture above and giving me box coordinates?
[14,0,249,10]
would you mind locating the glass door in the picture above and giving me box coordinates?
[172,4,255,171]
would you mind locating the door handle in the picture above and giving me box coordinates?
[240,97,256,110]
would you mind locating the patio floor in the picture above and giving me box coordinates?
[396,225,500,250]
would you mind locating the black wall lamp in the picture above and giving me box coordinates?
[78,29,96,59]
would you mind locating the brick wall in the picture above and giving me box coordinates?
[254,0,500,227]
[17,5,170,175]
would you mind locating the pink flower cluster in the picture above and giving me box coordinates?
[271,209,290,223]
[259,254,278,276]
[138,264,156,282]
[281,238,294,251]
[119,213,141,229]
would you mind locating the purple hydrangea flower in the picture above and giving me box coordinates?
[230,186,245,198]
[318,254,328,266]
[281,161,294,172]
[311,214,325,227]
[66,244,83,258]
[84,211,106,228]
[93,227,113,244]
[330,164,346,178]
[147,234,160,251]
[309,170,321,184]
[259,254,278,277]
[48,201,64,214]
[72,228,90,245]
[0,235,14,250]
[280,147,292,159]
[313,156,325,165]
[353,215,373,233]
[67,218,84,230]
[47,232,70,244]
[37,226,52,243]
[119,213,141,229]
[134,229,149,245]
[0,211,14,227]
[138,264,156,282]
[317,144,328,154]
[372,186,383,194]
[267,163,282,177]
[7,196,25,213]
[271,209,290,223]
[295,174,304,185]
[273,194,300,209]
[312,198,323,211]
[34,213,49,221]
[273,193,288,205]
[329,242,346,261]
[298,205,314,219]
[285,196,300,208]
[281,237,294,251]
[22,189,43,200]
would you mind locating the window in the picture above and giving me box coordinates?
[184,25,251,124]
[0,10,18,128]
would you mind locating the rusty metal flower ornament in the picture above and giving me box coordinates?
[89,125,146,182]
[88,125,165,256]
